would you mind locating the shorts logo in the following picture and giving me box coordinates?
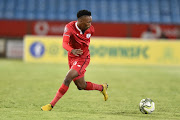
[73,61,77,65]
[86,34,91,38]
[77,65,81,67]
[30,42,45,58]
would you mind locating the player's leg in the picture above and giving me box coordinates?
[73,77,87,90]
[74,76,108,101]
[41,69,78,111]
[74,77,102,91]
[72,57,108,101]
[50,69,78,105]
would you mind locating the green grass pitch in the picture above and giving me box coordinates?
[0,59,180,120]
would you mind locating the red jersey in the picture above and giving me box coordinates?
[63,21,94,58]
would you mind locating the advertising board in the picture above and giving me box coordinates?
[24,36,180,65]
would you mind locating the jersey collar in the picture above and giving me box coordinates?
[75,22,83,34]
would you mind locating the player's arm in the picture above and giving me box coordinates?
[62,35,73,52]
[62,35,83,56]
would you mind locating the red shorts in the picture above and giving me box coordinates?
[68,56,90,81]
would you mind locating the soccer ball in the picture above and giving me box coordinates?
[139,98,155,114]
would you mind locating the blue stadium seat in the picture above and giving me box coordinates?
[36,12,46,20]
[159,0,171,23]
[16,0,26,11]
[37,0,47,12]
[15,10,25,20]
[67,0,79,20]
[26,0,36,12]
[0,0,179,24]
[14,0,26,20]
[149,0,160,23]
[46,11,56,20]
[6,0,16,11]
[48,0,56,12]
[24,0,36,20]
[119,0,129,22]
[140,0,150,22]
[98,0,109,22]
[4,10,14,19]
[89,0,99,21]
[0,10,3,19]
[0,0,5,19]
[3,0,16,19]
[56,12,67,21]
[110,0,119,22]
[129,0,140,22]
[0,0,5,11]
[25,11,36,20]
[171,0,180,24]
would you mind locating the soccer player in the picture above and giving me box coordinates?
[41,10,108,111]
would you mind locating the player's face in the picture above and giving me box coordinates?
[80,16,92,31]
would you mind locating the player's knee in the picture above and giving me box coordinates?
[64,77,72,85]
[76,84,86,90]
[64,70,78,85]
[77,87,83,90]
[64,75,77,85]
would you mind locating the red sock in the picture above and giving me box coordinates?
[50,84,69,107]
[85,82,103,91]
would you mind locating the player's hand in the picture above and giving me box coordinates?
[71,49,83,56]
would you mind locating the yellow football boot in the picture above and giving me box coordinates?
[101,83,108,101]
[41,104,53,111]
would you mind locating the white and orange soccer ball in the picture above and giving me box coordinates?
[139,98,155,114]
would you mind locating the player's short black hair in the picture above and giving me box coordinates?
[77,10,91,18]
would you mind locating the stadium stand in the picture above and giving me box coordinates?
[0,0,179,24]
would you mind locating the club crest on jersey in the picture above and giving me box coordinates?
[86,34,91,38]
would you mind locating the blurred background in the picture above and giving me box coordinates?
[0,0,180,61]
